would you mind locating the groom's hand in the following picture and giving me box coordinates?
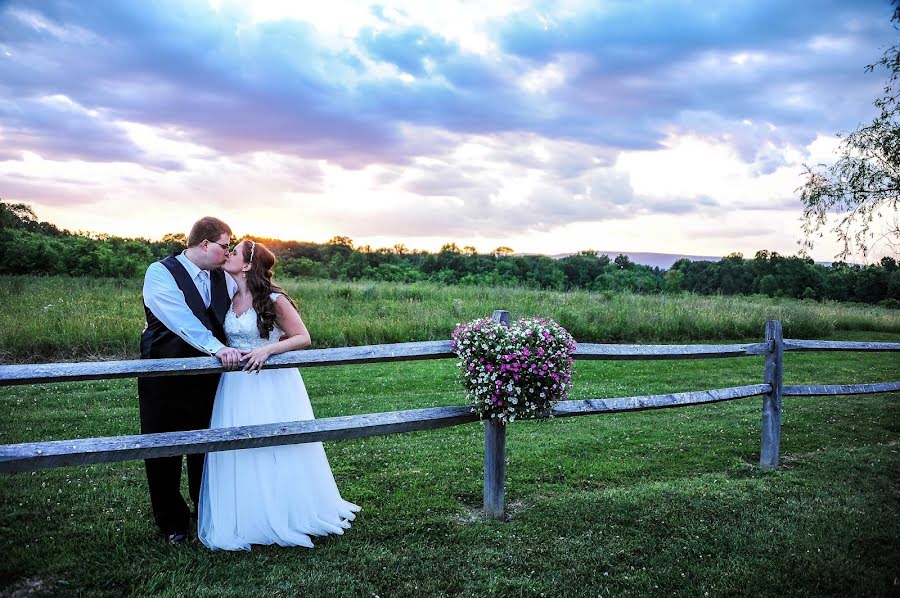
[215,346,242,370]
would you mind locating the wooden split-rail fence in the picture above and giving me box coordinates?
[1,312,898,519]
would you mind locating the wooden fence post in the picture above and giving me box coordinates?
[760,320,784,468]
[484,309,510,519]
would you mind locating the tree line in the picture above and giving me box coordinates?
[0,203,184,278]
[1,202,898,307]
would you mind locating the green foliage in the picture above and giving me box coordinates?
[326,235,355,250]
[2,276,898,364]
[0,201,182,277]
[672,251,898,304]
[279,256,328,279]
[662,268,684,293]
[2,201,899,304]
[0,228,154,277]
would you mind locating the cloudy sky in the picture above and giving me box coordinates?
[1,0,896,260]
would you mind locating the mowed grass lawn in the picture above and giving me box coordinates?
[1,334,898,596]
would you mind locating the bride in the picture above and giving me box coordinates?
[198,239,360,551]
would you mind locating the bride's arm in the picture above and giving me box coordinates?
[241,296,312,373]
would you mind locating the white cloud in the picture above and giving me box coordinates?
[518,61,566,94]
[1,0,895,262]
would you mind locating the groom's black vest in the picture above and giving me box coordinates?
[140,254,230,359]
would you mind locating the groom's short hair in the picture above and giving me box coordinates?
[187,217,232,248]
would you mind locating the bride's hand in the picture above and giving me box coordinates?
[241,347,273,374]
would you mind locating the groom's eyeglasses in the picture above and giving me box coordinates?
[207,240,231,252]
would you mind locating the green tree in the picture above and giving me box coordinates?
[663,269,684,293]
[854,266,889,303]
[614,254,632,269]
[799,3,900,258]
[822,264,858,301]
[155,232,187,257]
[0,201,37,229]
[326,236,355,250]
[888,269,900,298]
[280,257,327,278]
[525,256,566,290]
[559,252,606,288]
[758,274,779,297]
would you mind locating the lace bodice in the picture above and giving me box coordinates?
[224,293,284,350]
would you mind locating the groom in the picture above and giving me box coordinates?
[138,216,242,544]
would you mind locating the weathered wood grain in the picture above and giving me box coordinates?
[483,420,506,519]
[0,340,778,387]
[782,381,900,396]
[491,309,511,327]
[0,383,774,474]
[760,320,784,469]
[549,384,771,417]
[484,310,509,519]
[3,336,894,389]
[783,339,900,352]
[573,342,771,360]
[0,405,478,474]
[0,340,457,387]
[0,383,777,474]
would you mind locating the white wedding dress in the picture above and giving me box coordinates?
[198,293,360,551]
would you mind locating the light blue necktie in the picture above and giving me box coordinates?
[197,271,211,307]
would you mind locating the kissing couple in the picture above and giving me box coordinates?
[138,216,360,550]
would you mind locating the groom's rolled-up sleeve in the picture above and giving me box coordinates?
[143,262,226,356]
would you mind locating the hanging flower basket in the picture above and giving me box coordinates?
[450,317,577,424]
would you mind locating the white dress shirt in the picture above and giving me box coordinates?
[143,252,237,356]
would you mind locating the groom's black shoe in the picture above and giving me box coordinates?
[167,532,188,545]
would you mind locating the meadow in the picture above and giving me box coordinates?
[0,276,898,596]
[1,276,898,363]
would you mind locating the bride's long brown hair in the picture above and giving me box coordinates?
[240,239,298,338]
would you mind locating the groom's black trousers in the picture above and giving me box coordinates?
[138,373,218,536]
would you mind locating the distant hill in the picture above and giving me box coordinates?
[546,251,720,269]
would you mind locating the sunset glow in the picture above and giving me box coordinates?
[1,0,896,260]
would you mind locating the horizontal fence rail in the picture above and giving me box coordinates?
[572,342,771,360]
[783,381,900,396]
[550,384,771,417]
[783,339,900,352]
[0,341,789,387]
[0,341,457,387]
[2,340,897,388]
[0,384,772,474]
[0,405,478,474]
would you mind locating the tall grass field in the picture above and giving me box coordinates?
[1,276,898,363]
[1,276,898,596]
